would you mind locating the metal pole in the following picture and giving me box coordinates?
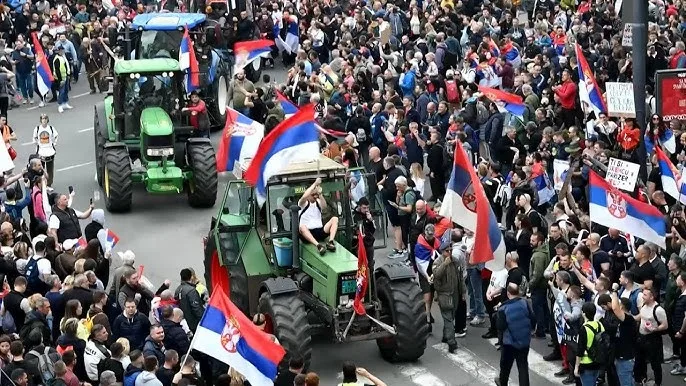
[630,1,648,181]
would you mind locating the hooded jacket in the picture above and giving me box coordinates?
[20,310,51,349]
[84,209,107,252]
[134,371,163,386]
[56,333,87,380]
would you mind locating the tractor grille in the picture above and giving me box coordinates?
[144,134,174,149]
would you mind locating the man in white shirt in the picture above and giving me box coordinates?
[298,178,339,255]
[48,193,93,245]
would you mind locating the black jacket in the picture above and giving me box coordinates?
[174,282,205,331]
[56,333,88,380]
[20,310,51,348]
[112,312,151,350]
[62,286,94,312]
[2,359,42,386]
[160,318,190,355]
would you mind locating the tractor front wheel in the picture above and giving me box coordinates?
[186,142,218,208]
[375,274,429,362]
[103,147,132,212]
[258,289,312,370]
[94,104,108,187]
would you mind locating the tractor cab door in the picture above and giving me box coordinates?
[348,167,387,249]
[217,179,254,230]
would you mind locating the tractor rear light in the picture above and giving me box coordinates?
[146,148,174,157]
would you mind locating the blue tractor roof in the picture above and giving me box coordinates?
[131,13,207,31]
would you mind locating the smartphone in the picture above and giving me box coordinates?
[90,198,93,205]
[68,186,74,194]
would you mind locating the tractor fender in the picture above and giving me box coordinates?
[259,277,299,297]
[374,263,416,282]
[186,137,212,145]
[103,142,128,150]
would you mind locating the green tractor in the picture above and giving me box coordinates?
[203,156,428,368]
[94,58,218,212]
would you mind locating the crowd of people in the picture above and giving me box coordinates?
[0,0,685,383]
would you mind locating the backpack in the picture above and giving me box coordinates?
[476,100,489,125]
[77,314,93,341]
[29,347,59,385]
[584,323,611,366]
[445,80,460,103]
[24,257,42,291]
[518,274,530,297]
[652,305,668,335]
[527,209,549,235]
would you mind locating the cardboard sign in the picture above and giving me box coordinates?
[606,82,636,118]
[606,157,640,191]
[553,159,570,191]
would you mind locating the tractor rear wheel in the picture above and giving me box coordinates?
[94,104,108,187]
[375,274,429,362]
[210,75,228,130]
[103,147,132,212]
[258,289,312,370]
[186,142,218,208]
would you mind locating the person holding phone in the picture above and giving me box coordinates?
[338,361,387,386]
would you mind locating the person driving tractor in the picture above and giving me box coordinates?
[298,178,339,255]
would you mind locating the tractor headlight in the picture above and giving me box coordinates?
[146,148,174,157]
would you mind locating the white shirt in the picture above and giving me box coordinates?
[48,208,85,230]
[299,200,323,229]
[33,124,58,158]
[31,254,52,276]
[487,268,508,294]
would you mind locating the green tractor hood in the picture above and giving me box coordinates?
[140,107,173,136]
[300,242,359,308]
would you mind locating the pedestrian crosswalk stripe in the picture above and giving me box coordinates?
[433,343,508,385]
[486,338,564,385]
[398,365,450,386]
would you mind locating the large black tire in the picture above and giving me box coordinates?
[94,104,108,187]
[375,274,429,362]
[186,142,218,208]
[258,289,312,369]
[203,231,250,315]
[103,147,132,212]
[209,74,228,130]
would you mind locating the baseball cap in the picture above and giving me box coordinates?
[63,239,78,250]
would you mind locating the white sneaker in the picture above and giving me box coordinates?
[21,99,27,104]
[64,103,73,110]
[58,105,64,113]
[29,99,34,104]
[38,101,45,108]
[469,316,486,326]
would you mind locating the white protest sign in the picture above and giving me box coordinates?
[605,82,636,118]
[606,157,640,191]
[0,144,14,173]
[621,23,631,47]
[553,159,569,191]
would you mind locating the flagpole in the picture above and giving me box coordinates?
[179,319,200,370]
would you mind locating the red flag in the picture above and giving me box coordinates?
[477,85,523,105]
[215,107,233,171]
[353,230,369,315]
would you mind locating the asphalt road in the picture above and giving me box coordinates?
[7,68,678,386]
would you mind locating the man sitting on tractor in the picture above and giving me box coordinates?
[298,178,339,255]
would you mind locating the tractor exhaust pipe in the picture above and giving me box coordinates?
[290,205,300,270]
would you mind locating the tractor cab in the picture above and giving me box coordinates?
[128,13,234,128]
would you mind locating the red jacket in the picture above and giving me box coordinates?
[186,100,207,129]
[617,125,641,151]
[555,80,577,110]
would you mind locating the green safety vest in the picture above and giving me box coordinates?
[579,320,604,364]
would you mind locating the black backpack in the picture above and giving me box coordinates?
[585,323,611,366]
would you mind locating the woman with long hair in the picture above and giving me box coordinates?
[60,299,82,332]
[409,162,425,198]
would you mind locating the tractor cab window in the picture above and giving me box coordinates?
[140,30,182,60]
[222,181,252,222]
[124,73,176,110]
[267,179,346,236]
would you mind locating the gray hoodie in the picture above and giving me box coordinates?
[134,371,163,386]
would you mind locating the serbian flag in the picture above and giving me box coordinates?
[589,171,666,248]
[179,25,199,93]
[76,237,87,250]
[275,91,347,138]
[478,85,527,117]
[216,107,265,172]
[414,235,440,280]
[233,39,273,73]
[105,229,120,250]
[244,105,320,205]
[645,128,676,155]
[531,169,555,205]
[31,32,53,97]
[575,43,606,116]
[353,229,369,315]
[439,142,506,270]
[655,146,686,204]
[193,288,285,386]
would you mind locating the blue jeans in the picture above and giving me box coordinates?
[530,287,550,336]
[16,71,34,99]
[614,358,634,386]
[58,80,69,105]
[579,369,600,386]
[467,266,485,317]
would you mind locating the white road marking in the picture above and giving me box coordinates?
[26,91,94,111]
[56,161,93,172]
[486,338,563,385]
[398,365,449,386]
[433,343,505,385]
[21,141,34,146]
[78,127,94,133]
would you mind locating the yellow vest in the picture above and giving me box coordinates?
[579,320,604,364]
[553,256,577,272]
